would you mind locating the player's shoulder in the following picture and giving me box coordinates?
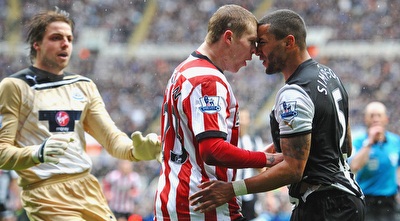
[277,83,309,99]
[0,68,32,87]
[386,131,400,142]
[7,67,34,80]
[63,71,92,83]
[182,51,224,76]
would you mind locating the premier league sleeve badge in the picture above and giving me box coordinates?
[279,101,298,129]
[199,95,221,114]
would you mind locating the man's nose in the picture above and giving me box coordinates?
[255,47,262,56]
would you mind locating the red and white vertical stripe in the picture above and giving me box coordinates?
[155,52,242,221]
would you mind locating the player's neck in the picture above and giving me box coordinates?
[197,42,224,71]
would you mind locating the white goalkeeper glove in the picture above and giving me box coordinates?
[32,134,71,164]
[131,131,162,162]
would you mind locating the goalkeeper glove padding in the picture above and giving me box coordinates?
[131,131,161,162]
[32,134,71,164]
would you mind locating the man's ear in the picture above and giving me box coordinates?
[285,35,295,47]
[33,42,40,50]
[224,30,234,44]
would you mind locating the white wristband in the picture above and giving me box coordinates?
[362,139,371,147]
[232,180,247,196]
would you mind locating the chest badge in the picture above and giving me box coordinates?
[55,111,70,127]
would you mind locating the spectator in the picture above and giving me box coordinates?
[349,101,400,221]
[252,187,291,221]
[0,170,18,221]
[237,109,264,220]
[103,160,143,221]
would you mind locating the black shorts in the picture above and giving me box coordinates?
[364,195,398,221]
[291,189,365,221]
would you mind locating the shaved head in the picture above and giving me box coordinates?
[364,101,388,128]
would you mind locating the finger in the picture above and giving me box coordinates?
[189,196,201,206]
[202,205,217,213]
[131,131,143,140]
[46,156,60,164]
[189,192,207,205]
[131,131,144,146]
[193,200,216,213]
[46,141,69,149]
[197,181,214,189]
[50,134,73,142]
[46,148,65,156]
[146,133,159,143]
[189,181,217,203]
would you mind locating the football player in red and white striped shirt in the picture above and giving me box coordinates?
[155,4,283,221]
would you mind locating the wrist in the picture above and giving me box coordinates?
[31,145,41,164]
[131,149,140,162]
[232,180,247,196]
[362,139,372,148]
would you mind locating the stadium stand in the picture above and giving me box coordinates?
[1,0,399,219]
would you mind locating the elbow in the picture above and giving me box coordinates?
[287,164,304,183]
[292,170,304,183]
[199,138,222,165]
[201,151,217,165]
[281,160,305,183]
[200,148,215,165]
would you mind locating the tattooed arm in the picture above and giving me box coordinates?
[189,133,311,212]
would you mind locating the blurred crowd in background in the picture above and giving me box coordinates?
[0,0,399,220]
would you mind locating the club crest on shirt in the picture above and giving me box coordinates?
[199,95,221,114]
[71,88,86,101]
[279,101,298,128]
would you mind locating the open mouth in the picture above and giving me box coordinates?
[58,52,68,58]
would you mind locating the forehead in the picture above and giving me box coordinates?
[365,105,385,116]
[241,21,257,38]
[44,21,73,36]
[257,24,272,38]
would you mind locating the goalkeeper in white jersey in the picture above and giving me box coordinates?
[0,8,161,221]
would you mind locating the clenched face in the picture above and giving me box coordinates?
[225,23,258,73]
[256,24,287,75]
[33,21,73,75]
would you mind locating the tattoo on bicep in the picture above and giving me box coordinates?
[281,136,310,160]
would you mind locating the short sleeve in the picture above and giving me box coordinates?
[273,84,314,137]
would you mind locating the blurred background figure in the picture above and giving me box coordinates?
[252,187,291,221]
[0,170,15,220]
[0,170,20,221]
[237,109,264,220]
[0,211,15,221]
[103,160,144,221]
[349,101,400,221]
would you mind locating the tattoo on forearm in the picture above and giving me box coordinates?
[281,136,310,160]
[267,155,275,165]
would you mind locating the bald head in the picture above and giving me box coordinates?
[364,101,388,128]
